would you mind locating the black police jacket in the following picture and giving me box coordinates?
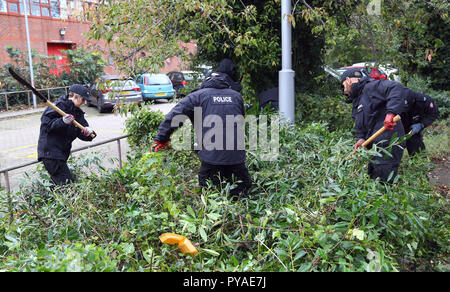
[259,87,279,110]
[351,77,406,142]
[38,95,94,161]
[155,73,246,165]
[401,88,439,129]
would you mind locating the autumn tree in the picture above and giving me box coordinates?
[87,0,449,98]
[86,0,326,100]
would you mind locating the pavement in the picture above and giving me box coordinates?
[0,106,46,121]
[0,100,176,192]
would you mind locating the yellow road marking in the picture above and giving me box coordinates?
[15,152,38,159]
[0,144,37,153]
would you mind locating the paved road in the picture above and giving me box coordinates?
[0,100,176,191]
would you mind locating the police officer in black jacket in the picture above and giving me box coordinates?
[259,87,279,111]
[341,68,406,183]
[401,89,439,156]
[154,59,251,199]
[38,84,96,185]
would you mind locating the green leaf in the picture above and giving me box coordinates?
[120,243,135,255]
[351,229,365,241]
[293,250,307,262]
[199,227,208,242]
[202,248,220,257]
[298,262,312,272]
[187,205,196,218]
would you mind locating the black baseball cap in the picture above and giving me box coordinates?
[69,84,90,102]
[340,68,363,83]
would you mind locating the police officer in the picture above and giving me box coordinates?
[341,68,406,183]
[401,89,439,156]
[259,87,279,111]
[38,84,96,186]
[153,59,251,199]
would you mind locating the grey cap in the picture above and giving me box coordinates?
[69,84,90,102]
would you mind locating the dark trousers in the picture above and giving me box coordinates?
[367,121,405,183]
[406,133,426,156]
[403,121,426,156]
[42,158,73,186]
[198,162,252,197]
[368,147,403,183]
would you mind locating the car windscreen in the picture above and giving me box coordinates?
[105,80,137,90]
[145,75,171,85]
[183,73,204,82]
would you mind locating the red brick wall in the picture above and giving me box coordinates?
[0,14,195,77]
[0,14,118,74]
[160,41,198,73]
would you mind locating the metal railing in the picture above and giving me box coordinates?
[0,134,129,193]
[1,86,70,111]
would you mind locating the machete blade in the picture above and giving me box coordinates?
[8,67,47,102]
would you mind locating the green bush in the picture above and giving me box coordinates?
[0,117,447,272]
[60,48,107,87]
[0,46,106,110]
[295,92,353,132]
[124,106,165,150]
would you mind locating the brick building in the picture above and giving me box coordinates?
[0,0,196,77]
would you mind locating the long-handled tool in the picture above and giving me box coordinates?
[8,67,95,138]
[348,114,401,158]
[361,115,401,148]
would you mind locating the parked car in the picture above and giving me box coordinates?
[135,73,175,101]
[194,65,212,77]
[352,62,400,82]
[88,76,143,113]
[323,65,341,80]
[167,70,205,94]
[336,65,388,80]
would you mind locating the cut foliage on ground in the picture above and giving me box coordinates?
[0,111,448,271]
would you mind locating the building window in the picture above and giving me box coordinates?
[19,1,30,15]
[7,1,19,14]
[50,0,59,18]
[5,0,62,18]
[59,0,67,19]
[40,0,51,18]
[41,6,49,16]
[31,0,41,16]
[0,0,7,13]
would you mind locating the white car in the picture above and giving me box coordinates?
[352,62,400,82]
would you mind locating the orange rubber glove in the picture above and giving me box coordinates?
[153,141,169,152]
[353,139,366,150]
[384,113,396,130]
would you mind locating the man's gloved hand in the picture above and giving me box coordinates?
[353,139,366,150]
[82,127,96,138]
[384,113,397,130]
[410,123,422,135]
[153,141,169,152]
[63,114,74,125]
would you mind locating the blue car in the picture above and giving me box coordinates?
[135,74,175,101]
